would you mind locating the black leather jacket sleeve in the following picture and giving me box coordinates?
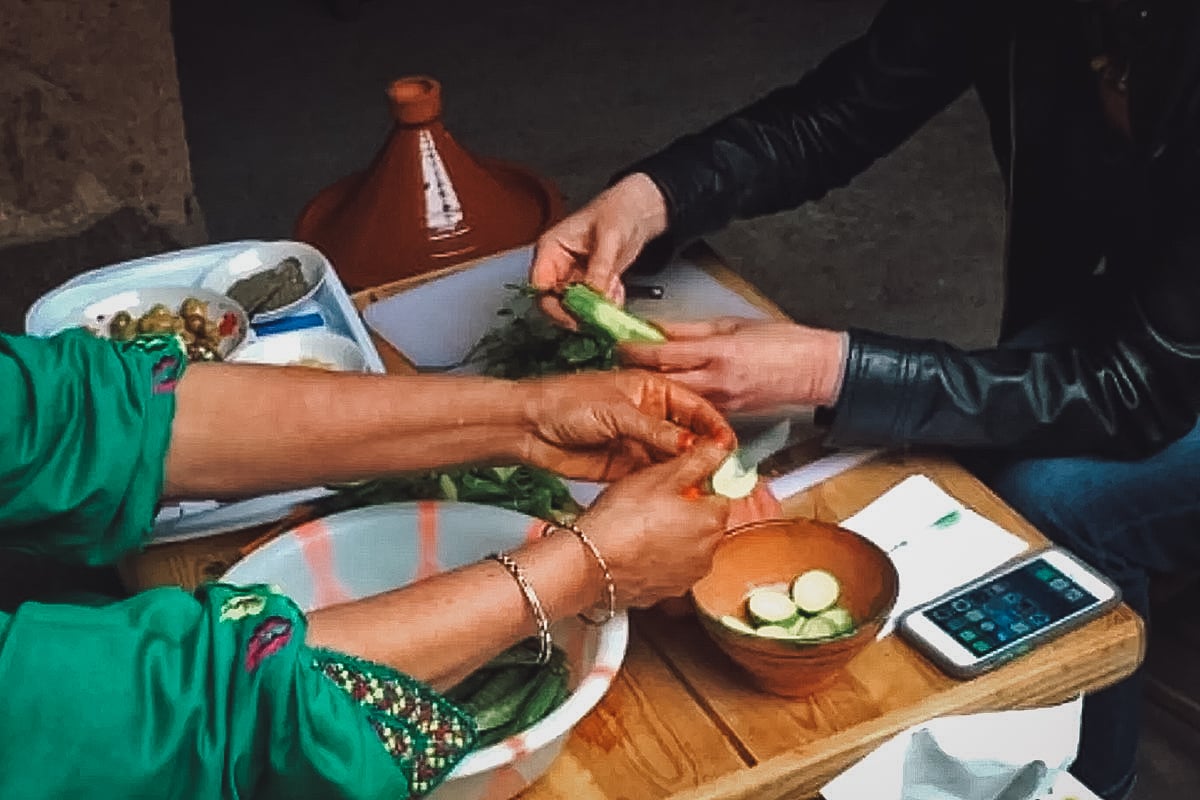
[823,204,1200,458]
[622,0,985,256]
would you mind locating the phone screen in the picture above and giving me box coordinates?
[921,557,1099,657]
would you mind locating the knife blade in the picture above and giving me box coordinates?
[733,419,792,473]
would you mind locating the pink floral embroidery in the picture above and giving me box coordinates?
[245,616,293,672]
[151,354,181,395]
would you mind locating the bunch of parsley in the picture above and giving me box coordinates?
[461,284,617,378]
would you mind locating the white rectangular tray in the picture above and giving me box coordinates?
[25,240,385,544]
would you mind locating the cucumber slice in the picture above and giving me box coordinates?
[710,454,758,499]
[790,569,841,614]
[746,588,799,628]
[794,615,840,640]
[817,605,855,635]
[561,283,667,343]
[719,615,758,635]
[756,625,794,639]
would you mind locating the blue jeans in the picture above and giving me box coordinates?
[958,290,1200,798]
[963,421,1200,798]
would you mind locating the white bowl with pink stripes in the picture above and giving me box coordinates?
[222,500,629,800]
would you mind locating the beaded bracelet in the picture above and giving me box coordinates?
[542,521,617,626]
[487,552,553,664]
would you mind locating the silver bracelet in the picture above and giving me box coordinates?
[487,552,552,664]
[542,521,617,626]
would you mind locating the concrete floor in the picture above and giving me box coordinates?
[172,0,1195,797]
[173,0,1004,345]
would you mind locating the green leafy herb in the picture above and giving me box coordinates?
[462,284,618,379]
[322,465,582,525]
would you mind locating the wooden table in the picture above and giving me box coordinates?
[122,244,1146,800]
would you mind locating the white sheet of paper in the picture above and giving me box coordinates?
[838,475,1030,637]
[821,696,1086,800]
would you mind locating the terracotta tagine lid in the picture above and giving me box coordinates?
[294,77,564,290]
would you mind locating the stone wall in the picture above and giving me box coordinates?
[0,0,206,332]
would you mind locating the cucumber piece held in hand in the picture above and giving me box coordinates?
[709,454,758,499]
[561,283,666,343]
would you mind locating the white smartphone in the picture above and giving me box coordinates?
[897,548,1122,679]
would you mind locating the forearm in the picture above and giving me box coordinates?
[305,532,600,691]
[165,364,533,499]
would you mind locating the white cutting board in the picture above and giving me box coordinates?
[362,245,772,369]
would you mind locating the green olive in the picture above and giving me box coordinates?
[180,298,207,318]
[184,313,207,336]
[108,311,136,341]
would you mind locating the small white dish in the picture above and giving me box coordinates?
[230,329,369,372]
[201,241,327,321]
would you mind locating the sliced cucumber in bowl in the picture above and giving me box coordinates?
[815,606,855,636]
[714,568,858,644]
[792,615,840,640]
[791,569,841,614]
[746,588,800,628]
[719,615,758,635]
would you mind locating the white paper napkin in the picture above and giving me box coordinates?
[822,696,1087,800]
[839,475,1030,638]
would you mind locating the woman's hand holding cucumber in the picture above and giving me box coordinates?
[530,173,669,326]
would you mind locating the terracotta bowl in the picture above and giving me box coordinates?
[692,518,899,697]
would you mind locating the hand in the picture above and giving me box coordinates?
[654,481,785,618]
[727,481,785,529]
[530,173,669,327]
[620,317,850,413]
[517,369,735,481]
[577,440,733,609]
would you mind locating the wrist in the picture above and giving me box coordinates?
[512,380,548,461]
[544,520,617,622]
[812,329,850,407]
[613,173,669,240]
[516,531,604,622]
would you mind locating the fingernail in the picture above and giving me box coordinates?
[681,486,704,500]
[677,431,697,451]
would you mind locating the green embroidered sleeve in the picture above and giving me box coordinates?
[0,330,187,565]
[312,651,478,797]
[0,582,477,800]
